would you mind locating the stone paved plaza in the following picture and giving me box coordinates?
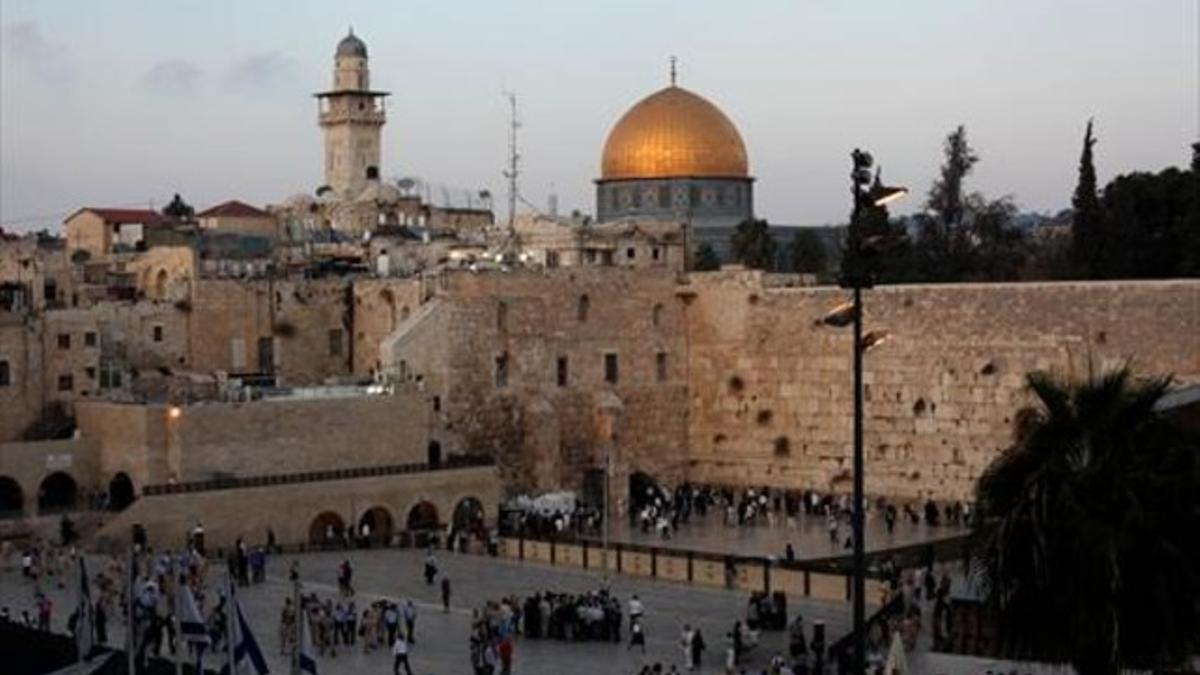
[1,548,856,674]
[600,509,968,560]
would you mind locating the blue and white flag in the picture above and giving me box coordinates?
[221,592,270,675]
[298,609,317,675]
[177,577,211,647]
[74,556,94,661]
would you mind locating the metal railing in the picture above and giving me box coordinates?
[142,454,494,496]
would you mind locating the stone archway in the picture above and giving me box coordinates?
[358,506,394,546]
[37,471,77,514]
[452,497,484,533]
[309,511,346,548]
[406,501,439,531]
[0,476,23,519]
[108,472,135,511]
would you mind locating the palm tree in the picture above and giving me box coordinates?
[970,367,1199,674]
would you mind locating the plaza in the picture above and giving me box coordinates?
[2,547,857,674]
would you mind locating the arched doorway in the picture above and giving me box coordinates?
[358,506,394,547]
[0,476,23,519]
[108,472,135,511]
[154,269,168,299]
[37,472,77,514]
[452,497,484,533]
[406,501,439,531]
[628,471,661,514]
[427,440,442,466]
[309,511,346,548]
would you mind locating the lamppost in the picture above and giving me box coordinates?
[829,148,906,673]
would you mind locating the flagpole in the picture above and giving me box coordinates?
[292,580,301,675]
[172,554,184,675]
[225,573,236,675]
[127,547,137,675]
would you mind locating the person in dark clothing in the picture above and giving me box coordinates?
[441,577,452,612]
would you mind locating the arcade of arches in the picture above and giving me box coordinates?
[37,471,78,514]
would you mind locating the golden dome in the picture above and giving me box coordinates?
[600,86,748,181]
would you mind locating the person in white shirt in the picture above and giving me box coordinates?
[391,634,413,675]
[628,594,644,630]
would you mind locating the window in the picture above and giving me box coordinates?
[85,367,96,380]
[152,325,164,343]
[57,333,70,350]
[546,251,560,268]
[652,247,661,261]
[257,337,275,373]
[556,357,568,387]
[494,353,509,388]
[58,374,73,392]
[604,353,619,384]
[652,303,664,327]
[577,294,590,322]
[0,360,9,386]
[432,395,441,412]
[84,332,97,347]
[230,338,246,370]
[325,328,343,356]
[656,352,668,382]
[626,247,636,260]
[497,301,508,332]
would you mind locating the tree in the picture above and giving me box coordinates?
[730,218,777,270]
[693,243,721,271]
[914,125,981,281]
[1099,164,1197,278]
[926,125,978,231]
[787,228,827,275]
[162,193,194,221]
[971,367,1200,675]
[1071,119,1103,277]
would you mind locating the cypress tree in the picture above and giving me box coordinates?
[1071,119,1103,277]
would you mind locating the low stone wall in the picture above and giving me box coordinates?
[497,536,889,605]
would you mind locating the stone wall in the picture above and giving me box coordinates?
[187,278,351,384]
[388,267,691,505]
[92,465,500,551]
[76,392,441,486]
[683,273,1200,500]
[0,438,97,517]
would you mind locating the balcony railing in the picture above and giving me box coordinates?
[142,454,493,496]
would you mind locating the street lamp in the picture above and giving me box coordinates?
[838,148,906,674]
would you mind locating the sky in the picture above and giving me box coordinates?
[0,1,1196,232]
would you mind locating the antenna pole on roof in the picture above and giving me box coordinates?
[502,91,521,231]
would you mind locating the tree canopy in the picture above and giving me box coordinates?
[971,367,1200,674]
[730,218,777,270]
[692,242,721,271]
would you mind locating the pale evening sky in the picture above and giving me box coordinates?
[0,0,1196,231]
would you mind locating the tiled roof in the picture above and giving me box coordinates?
[196,200,272,219]
[70,208,173,226]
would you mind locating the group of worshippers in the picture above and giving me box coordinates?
[517,588,624,642]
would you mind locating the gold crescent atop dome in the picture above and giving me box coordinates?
[600,86,749,181]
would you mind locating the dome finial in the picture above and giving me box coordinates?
[669,55,678,87]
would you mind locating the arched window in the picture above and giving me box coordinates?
[577,294,590,322]
[37,471,77,514]
[365,166,379,180]
[0,476,23,519]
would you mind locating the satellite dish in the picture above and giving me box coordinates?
[396,177,416,191]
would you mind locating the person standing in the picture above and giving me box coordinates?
[441,577,452,613]
[423,550,438,585]
[402,598,417,643]
[627,594,644,630]
[690,627,705,671]
[628,619,646,653]
[383,602,399,646]
[680,624,695,669]
[498,635,513,675]
[391,633,414,675]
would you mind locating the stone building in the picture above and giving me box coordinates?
[64,208,176,258]
[595,71,754,258]
[196,200,278,240]
[316,30,388,197]
[511,214,688,270]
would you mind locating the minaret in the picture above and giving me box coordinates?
[315,29,389,195]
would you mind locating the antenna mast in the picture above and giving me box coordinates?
[502,91,521,230]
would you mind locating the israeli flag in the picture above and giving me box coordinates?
[221,600,270,675]
[177,577,212,647]
[298,609,318,675]
[74,557,94,661]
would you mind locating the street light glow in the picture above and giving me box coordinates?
[871,185,908,207]
[168,406,183,420]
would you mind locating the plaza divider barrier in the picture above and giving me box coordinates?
[493,533,971,605]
